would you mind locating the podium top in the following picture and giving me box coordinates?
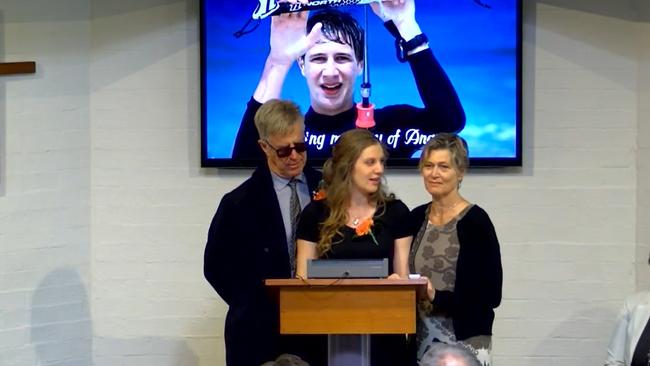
[266,278,428,287]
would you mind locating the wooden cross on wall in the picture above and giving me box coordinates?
[0,61,36,75]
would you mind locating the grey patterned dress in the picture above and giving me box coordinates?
[411,204,492,366]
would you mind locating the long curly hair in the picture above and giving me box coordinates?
[317,129,393,256]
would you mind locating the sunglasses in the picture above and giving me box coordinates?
[264,140,307,158]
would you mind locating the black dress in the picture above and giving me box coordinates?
[296,198,415,366]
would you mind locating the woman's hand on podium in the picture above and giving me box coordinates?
[417,276,436,302]
[387,272,404,280]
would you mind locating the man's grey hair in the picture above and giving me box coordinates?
[254,99,304,140]
[420,342,481,366]
[260,353,310,366]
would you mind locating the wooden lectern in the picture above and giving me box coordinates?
[266,278,427,366]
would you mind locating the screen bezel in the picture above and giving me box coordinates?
[200,0,523,168]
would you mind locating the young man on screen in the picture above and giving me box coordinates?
[232,0,465,160]
[204,99,325,366]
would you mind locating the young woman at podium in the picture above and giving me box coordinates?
[295,129,414,365]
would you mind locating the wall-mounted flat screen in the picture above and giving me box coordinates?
[201,0,522,167]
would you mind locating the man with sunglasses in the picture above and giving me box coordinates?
[204,99,325,366]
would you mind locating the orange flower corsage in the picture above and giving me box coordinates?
[354,217,378,245]
[355,218,373,236]
[312,189,326,201]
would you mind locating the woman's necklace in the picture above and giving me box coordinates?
[432,200,463,211]
[429,199,465,224]
[350,205,374,227]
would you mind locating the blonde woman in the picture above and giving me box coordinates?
[409,133,502,366]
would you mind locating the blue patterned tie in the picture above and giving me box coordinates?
[288,179,300,276]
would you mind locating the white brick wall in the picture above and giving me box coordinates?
[88,1,227,363]
[637,18,650,292]
[1,0,649,365]
[0,1,92,365]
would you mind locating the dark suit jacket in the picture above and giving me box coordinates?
[204,163,323,366]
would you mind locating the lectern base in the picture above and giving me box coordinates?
[328,334,370,366]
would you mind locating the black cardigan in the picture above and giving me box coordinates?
[408,203,503,340]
